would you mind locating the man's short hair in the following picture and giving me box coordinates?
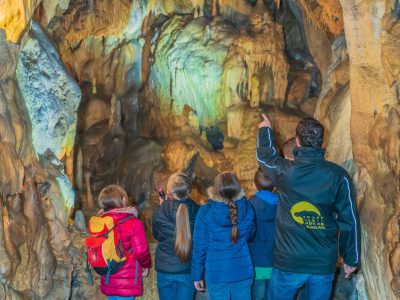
[296,118,324,148]
[254,168,274,192]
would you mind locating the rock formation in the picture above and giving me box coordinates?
[0,0,399,299]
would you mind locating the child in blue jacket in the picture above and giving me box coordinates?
[248,168,278,300]
[191,172,256,300]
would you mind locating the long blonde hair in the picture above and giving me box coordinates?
[214,172,241,244]
[167,172,192,263]
[98,184,128,210]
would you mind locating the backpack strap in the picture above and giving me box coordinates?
[85,254,94,285]
[100,214,137,237]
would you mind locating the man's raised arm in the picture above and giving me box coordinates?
[256,114,286,184]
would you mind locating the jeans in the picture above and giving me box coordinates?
[107,297,134,300]
[268,268,334,300]
[252,279,270,300]
[207,278,252,300]
[157,272,195,300]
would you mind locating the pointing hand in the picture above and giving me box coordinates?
[259,113,272,129]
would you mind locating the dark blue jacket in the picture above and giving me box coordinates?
[191,191,256,284]
[248,191,278,268]
[257,127,361,274]
[152,199,199,274]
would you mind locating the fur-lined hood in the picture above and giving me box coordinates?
[207,187,245,203]
[99,206,138,218]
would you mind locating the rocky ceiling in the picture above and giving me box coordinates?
[0,0,399,299]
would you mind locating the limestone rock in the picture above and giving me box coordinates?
[74,210,87,233]
[16,21,81,158]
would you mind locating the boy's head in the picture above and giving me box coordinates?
[283,137,297,161]
[295,118,324,148]
[254,168,274,192]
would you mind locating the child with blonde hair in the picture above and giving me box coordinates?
[152,172,200,300]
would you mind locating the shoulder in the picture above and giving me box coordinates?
[324,161,353,184]
[248,194,262,205]
[250,192,278,206]
[197,202,211,218]
[117,216,143,237]
[324,160,348,174]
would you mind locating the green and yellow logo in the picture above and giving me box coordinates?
[291,201,325,230]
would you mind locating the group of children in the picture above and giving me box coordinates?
[93,140,297,300]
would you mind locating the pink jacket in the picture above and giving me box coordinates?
[100,207,151,297]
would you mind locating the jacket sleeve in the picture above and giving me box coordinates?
[131,219,152,268]
[256,127,288,186]
[335,174,361,267]
[191,205,209,281]
[245,203,256,242]
[152,208,160,241]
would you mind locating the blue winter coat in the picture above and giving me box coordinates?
[152,199,199,274]
[191,191,256,284]
[248,190,278,268]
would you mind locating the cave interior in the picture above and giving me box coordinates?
[0,0,399,299]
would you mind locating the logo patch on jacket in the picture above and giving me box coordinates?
[291,201,325,230]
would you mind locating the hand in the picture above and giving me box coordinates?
[194,280,205,291]
[158,196,164,206]
[259,113,272,129]
[344,263,357,279]
[142,268,149,277]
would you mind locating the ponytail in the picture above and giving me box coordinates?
[214,172,241,244]
[167,172,193,263]
[175,201,192,262]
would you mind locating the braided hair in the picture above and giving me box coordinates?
[214,172,241,243]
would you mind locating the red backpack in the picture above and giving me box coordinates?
[85,214,135,284]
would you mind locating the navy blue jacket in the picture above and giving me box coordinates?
[152,199,199,274]
[256,127,361,274]
[248,191,278,268]
[191,191,256,284]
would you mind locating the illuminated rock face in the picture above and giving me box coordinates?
[150,16,236,124]
[16,21,81,158]
[0,28,77,300]
[0,0,399,299]
[151,4,288,127]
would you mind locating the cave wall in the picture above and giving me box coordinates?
[0,0,399,299]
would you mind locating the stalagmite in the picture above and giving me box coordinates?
[76,147,84,193]
[0,197,12,279]
[65,150,74,188]
[85,172,95,210]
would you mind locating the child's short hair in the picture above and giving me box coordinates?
[98,184,128,209]
[254,168,274,192]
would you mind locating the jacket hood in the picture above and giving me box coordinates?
[207,191,249,227]
[101,206,139,221]
[255,191,278,206]
[207,187,245,203]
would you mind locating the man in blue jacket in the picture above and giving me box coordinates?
[257,114,361,300]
